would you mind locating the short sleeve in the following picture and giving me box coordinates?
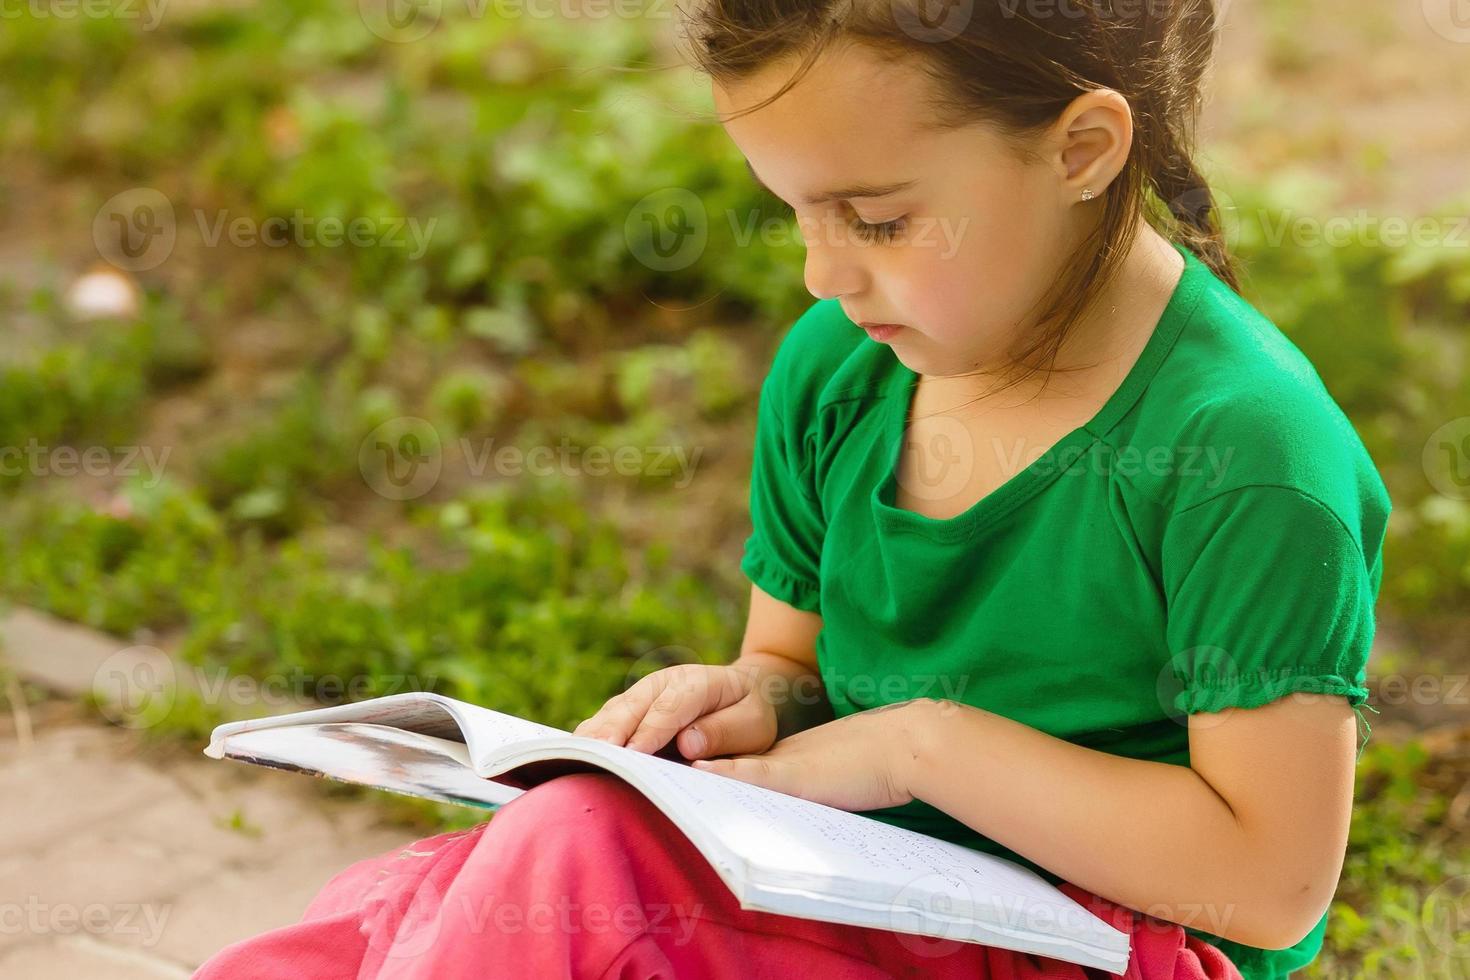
[740,369,825,613]
[1161,485,1380,754]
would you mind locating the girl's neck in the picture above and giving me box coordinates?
[920,218,1186,415]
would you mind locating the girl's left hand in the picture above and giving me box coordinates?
[691,700,932,811]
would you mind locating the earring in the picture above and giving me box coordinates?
[1081,187,1095,201]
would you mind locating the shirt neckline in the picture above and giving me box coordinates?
[871,239,1209,541]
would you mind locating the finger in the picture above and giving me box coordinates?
[572,678,665,745]
[624,666,742,755]
[572,667,718,748]
[691,754,788,793]
[675,694,775,760]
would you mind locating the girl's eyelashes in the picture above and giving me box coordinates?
[850,216,906,245]
[761,191,906,246]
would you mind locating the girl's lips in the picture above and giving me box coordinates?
[859,322,903,342]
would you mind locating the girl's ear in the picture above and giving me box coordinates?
[1051,88,1134,201]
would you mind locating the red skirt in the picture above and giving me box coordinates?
[193,772,1243,979]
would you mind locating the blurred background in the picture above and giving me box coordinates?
[0,1,1467,976]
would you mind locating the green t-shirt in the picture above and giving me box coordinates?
[739,240,1391,980]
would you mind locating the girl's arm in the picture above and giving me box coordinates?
[901,693,1357,952]
[731,584,834,739]
[698,692,1356,952]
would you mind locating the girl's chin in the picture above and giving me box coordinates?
[892,352,959,382]
[883,337,945,376]
[891,347,1002,382]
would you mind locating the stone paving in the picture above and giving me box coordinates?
[0,609,417,978]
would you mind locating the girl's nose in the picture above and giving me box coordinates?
[802,226,867,300]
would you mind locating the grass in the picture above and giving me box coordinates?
[1,5,1467,975]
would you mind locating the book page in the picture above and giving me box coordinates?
[583,744,1038,890]
[443,698,569,756]
[216,722,525,809]
[483,737,1125,960]
[203,692,563,761]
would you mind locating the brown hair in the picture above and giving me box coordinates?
[678,0,1239,395]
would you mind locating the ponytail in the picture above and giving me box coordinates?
[1124,0,1239,290]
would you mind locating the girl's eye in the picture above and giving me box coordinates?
[764,191,906,247]
[851,216,906,245]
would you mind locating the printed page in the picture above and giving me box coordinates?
[480,737,1128,962]
[445,697,570,758]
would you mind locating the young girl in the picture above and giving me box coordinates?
[195,2,1389,978]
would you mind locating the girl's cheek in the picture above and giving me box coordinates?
[889,276,956,347]
[905,240,976,313]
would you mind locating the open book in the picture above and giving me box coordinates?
[204,691,1130,972]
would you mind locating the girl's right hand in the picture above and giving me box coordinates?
[572,664,778,761]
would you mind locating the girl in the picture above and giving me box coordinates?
[194,2,1389,978]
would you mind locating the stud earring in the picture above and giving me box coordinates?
[1081,187,1095,201]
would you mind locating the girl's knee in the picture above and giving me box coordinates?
[480,773,659,887]
[500,771,647,825]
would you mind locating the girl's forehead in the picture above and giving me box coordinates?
[711,46,953,187]
[712,43,939,144]
[713,49,1021,201]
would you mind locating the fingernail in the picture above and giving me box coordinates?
[684,730,706,755]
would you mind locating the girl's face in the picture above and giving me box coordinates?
[712,42,1100,380]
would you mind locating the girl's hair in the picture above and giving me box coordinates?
[678,0,1239,395]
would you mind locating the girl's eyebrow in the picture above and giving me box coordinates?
[744,159,917,206]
